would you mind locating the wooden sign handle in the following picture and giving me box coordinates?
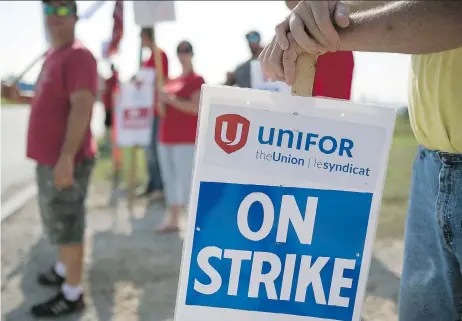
[291,53,318,97]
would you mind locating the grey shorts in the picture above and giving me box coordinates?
[36,158,94,245]
[157,144,195,206]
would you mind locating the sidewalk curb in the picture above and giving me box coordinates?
[1,184,37,222]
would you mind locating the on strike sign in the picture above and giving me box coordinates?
[174,86,396,321]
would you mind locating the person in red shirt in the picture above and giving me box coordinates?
[2,0,96,317]
[137,27,169,200]
[102,64,119,149]
[156,41,205,234]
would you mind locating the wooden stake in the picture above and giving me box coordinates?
[152,27,166,115]
[291,53,318,97]
[127,144,137,210]
[127,31,145,210]
[109,92,123,207]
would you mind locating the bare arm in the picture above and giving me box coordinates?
[339,1,462,54]
[168,90,201,115]
[59,90,94,158]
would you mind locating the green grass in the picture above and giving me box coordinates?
[1,98,17,105]
[92,145,147,188]
[376,114,417,241]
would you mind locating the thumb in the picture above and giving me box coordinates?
[334,2,350,28]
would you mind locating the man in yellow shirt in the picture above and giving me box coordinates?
[261,1,462,320]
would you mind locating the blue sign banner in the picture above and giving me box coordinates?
[185,181,373,321]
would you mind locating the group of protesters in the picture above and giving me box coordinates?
[114,28,355,234]
[1,0,461,320]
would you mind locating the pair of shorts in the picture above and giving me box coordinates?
[157,144,195,206]
[36,158,94,245]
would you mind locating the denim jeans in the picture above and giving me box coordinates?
[145,116,163,192]
[399,146,462,321]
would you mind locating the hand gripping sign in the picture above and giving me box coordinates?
[250,60,291,93]
[116,68,155,147]
[174,53,397,321]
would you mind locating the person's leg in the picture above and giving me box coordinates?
[149,116,164,193]
[36,165,66,287]
[143,145,155,193]
[176,144,196,212]
[398,147,462,321]
[139,116,163,198]
[31,158,94,318]
[102,110,112,151]
[156,144,181,233]
[439,151,462,311]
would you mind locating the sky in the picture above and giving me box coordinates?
[0,1,411,106]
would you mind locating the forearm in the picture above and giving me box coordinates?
[339,1,462,54]
[169,98,199,115]
[60,106,93,158]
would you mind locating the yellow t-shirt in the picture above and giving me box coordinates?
[409,48,462,153]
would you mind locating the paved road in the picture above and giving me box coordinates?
[1,103,105,195]
[1,188,184,321]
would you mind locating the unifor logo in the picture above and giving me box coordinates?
[214,114,250,154]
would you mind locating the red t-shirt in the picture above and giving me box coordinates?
[142,49,169,116]
[27,41,98,166]
[313,51,354,100]
[103,71,119,110]
[158,72,205,144]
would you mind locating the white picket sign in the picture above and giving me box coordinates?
[174,85,397,321]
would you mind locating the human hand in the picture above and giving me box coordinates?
[276,1,350,54]
[53,155,74,190]
[158,90,171,104]
[259,33,304,85]
[157,103,167,117]
[1,83,19,102]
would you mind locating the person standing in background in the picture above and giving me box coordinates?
[156,41,205,234]
[2,0,97,317]
[224,30,264,88]
[137,27,169,200]
[101,63,119,151]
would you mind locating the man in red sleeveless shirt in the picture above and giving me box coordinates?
[2,1,96,317]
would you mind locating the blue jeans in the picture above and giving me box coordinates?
[399,146,462,321]
[145,116,163,192]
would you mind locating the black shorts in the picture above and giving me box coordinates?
[105,110,113,128]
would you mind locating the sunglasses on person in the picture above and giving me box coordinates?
[177,48,192,54]
[43,4,75,17]
[246,33,260,44]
